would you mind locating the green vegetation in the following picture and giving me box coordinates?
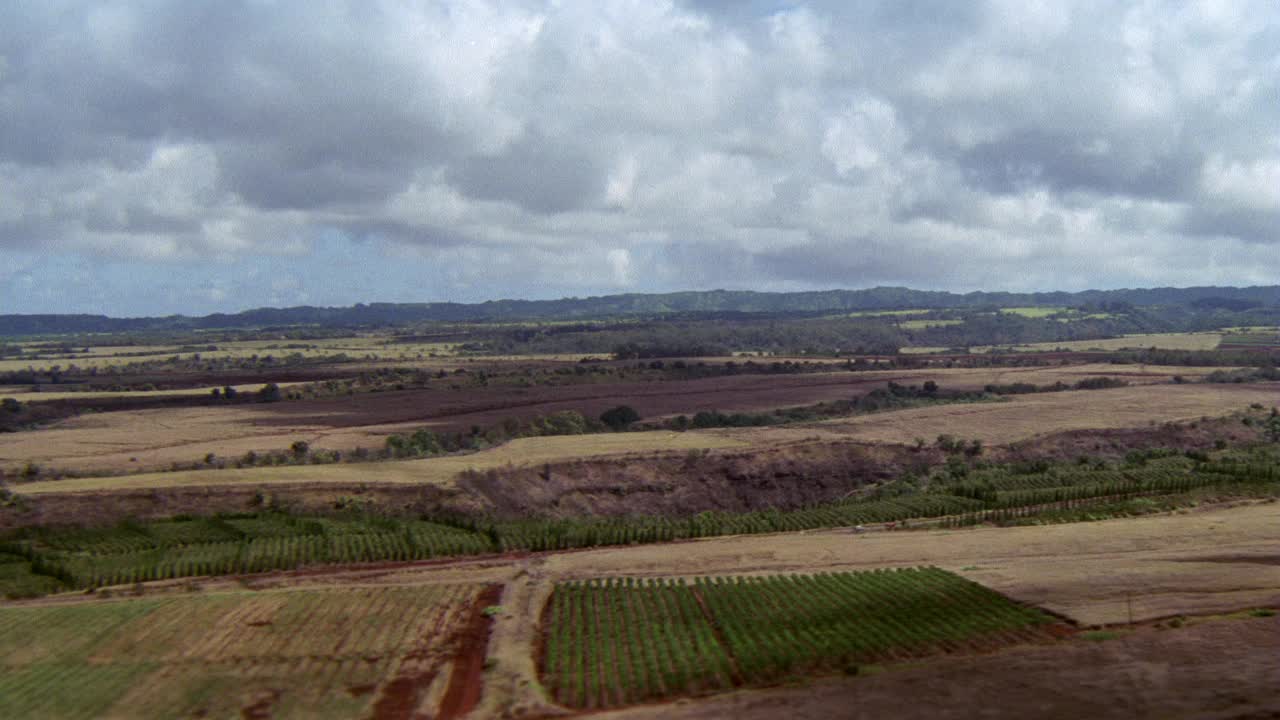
[4,446,1279,600]
[982,376,1129,395]
[0,515,491,597]
[600,405,641,431]
[667,382,997,430]
[540,568,1053,708]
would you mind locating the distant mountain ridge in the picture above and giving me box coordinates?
[3,285,1279,336]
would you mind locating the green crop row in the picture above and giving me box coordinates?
[541,568,1052,709]
[3,450,1277,599]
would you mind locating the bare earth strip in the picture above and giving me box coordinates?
[12,431,749,495]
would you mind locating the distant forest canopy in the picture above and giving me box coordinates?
[3,285,1280,336]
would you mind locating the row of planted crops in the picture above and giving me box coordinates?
[540,567,1057,709]
[2,449,1277,598]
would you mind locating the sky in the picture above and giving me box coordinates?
[1,0,1277,317]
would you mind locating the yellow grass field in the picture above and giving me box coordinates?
[998,306,1064,318]
[901,332,1223,354]
[0,583,484,719]
[0,381,310,401]
[723,382,1274,447]
[0,336,463,372]
[12,431,749,495]
[973,332,1223,353]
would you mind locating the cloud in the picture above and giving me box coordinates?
[1,0,1277,314]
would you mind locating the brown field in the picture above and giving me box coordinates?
[0,583,491,719]
[736,382,1274,446]
[0,363,1231,476]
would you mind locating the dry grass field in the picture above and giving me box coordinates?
[901,331,1224,354]
[975,332,1223,353]
[741,382,1274,446]
[0,338,609,373]
[0,583,490,719]
[0,363,1228,476]
[0,381,310,402]
[12,431,749,495]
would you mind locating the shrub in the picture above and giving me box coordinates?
[600,405,641,431]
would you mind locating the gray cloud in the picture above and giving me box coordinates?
[1,0,1277,313]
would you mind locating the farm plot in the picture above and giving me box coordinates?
[0,583,487,719]
[0,514,496,595]
[539,568,1056,710]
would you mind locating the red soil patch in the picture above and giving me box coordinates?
[239,689,281,720]
[369,670,439,720]
[438,584,503,720]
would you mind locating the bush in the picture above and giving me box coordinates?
[257,383,282,403]
[600,405,641,431]
[530,410,592,436]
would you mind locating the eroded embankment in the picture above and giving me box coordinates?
[1,415,1262,530]
[457,441,932,518]
[455,415,1264,519]
[0,482,468,530]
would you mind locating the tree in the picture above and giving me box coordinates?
[1,398,21,413]
[600,405,641,431]
[258,383,282,403]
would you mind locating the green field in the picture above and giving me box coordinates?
[0,514,494,597]
[0,584,482,719]
[540,568,1055,709]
